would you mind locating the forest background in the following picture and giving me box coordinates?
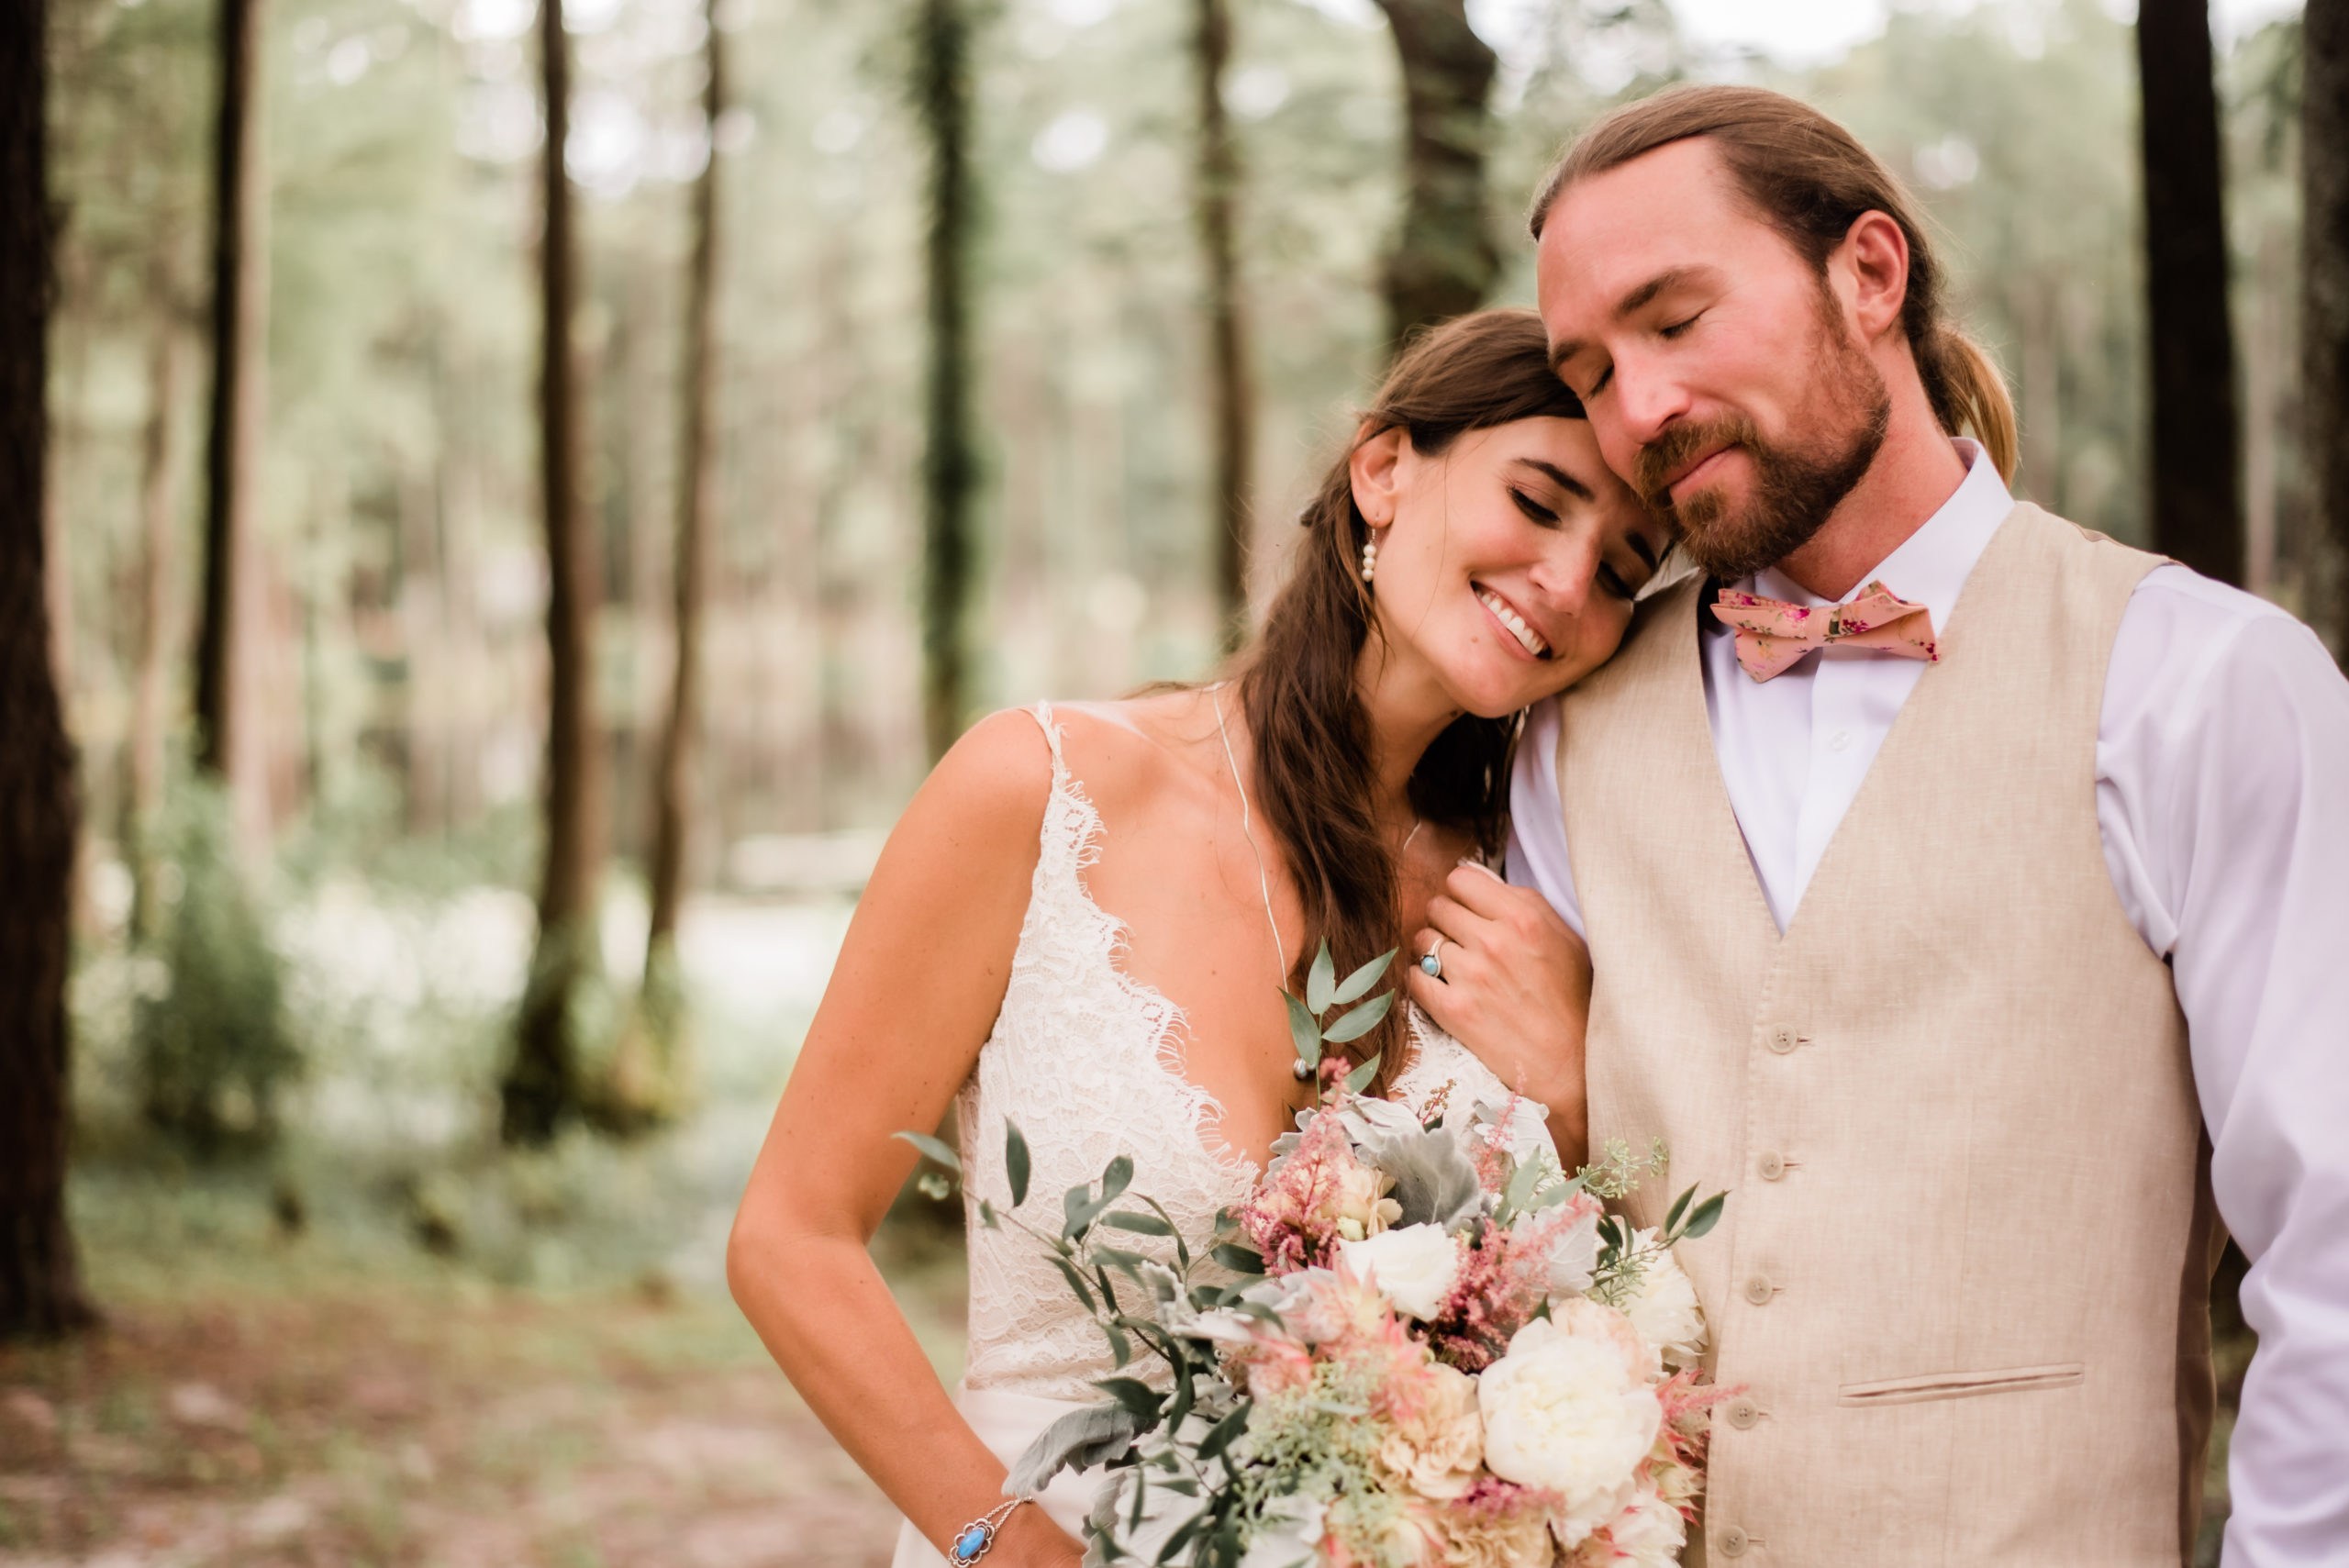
[0,0,2330,1562]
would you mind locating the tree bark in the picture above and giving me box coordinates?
[195,0,270,791]
[503,0,606,1145]
[613,0,726,1127]
[0,0,97,1340]
[128,310,192,941]
[1192,0,1254,652]
[1372,0,1498,352]
[2307,0,2349,653]
[2136,0,2243,584]
[917,0,978,762]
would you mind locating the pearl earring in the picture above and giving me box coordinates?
[1361,529,1381,584]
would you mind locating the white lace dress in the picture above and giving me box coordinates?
[891,704,1528,1563]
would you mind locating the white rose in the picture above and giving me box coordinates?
[1477,1317,1662,1548]
[1622,1229,1707,1372]
[1339,1223,1463,1322]
[1599,1485,1687,1568]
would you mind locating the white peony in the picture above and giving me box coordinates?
[1340,1223,1464,1322]
[1236,1491,1325,1568]
[1622,1229,1707,1372]
[1476,1317,1662,1548]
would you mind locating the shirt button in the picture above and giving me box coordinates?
[1829,728,1853,751]
[1758,1151,1787,1181]
[1726,1396,1762,1429]
[1743,1274,1776,1306]
[1767,1024,1798,1054]
[1717,1525,1751,1557]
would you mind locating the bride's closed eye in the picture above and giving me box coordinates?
[1508,487,1560,528]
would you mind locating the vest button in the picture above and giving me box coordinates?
[1726,1396,1762,1429]
[1743,1274,1776,1306]
[1717,1525,1751,1557]
[1758,1151,1787,1181]
[1767,1024,1798,1054]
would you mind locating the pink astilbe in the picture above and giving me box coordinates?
[1643,1367,1732,1519]
[1416,1202,1589,1373]
[1237,1110,1366,1274]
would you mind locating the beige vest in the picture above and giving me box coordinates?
[1557,505,2220,1567]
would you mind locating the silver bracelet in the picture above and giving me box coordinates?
[948,1499,1021,1565]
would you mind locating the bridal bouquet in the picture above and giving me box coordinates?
[902,944,1728,1568]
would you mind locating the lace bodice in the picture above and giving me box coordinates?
[954,704,1524,1402]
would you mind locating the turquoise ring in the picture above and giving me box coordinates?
[1420,942,1444,980]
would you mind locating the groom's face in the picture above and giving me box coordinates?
[1535,139,1890,579]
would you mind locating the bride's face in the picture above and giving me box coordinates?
[1349,416,1664,717]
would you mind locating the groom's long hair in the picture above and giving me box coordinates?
[1530,84,2018,482]
[1235,310,1586,1093]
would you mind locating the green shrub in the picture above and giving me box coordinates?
[133,784,302,1154]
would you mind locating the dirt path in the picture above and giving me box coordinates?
[0,1276,958,1567]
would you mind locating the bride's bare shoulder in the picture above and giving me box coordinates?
[1041,690,1224,818]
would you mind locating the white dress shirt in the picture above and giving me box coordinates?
[1507,442,2349,1565]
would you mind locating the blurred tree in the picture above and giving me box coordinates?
[128,287,194,941]
[918,0,979,761]
[504,0,607,1146]
[1192,0,1253,651]
[612,0,729,1130]
[2309,0,2349,652]
[2137,0,2244,584]
[0,0,96,1340]
[194,0,271,815]
[1373,0,1498,350]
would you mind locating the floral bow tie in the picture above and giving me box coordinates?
[1710,580,1941,683]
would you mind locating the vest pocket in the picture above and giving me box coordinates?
[1836,1362,2085,1407]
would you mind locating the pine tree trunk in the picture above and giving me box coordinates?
[615,0,725,1127]
[1192,0,1253,652]
[195,0,270,794]
[128,313,191,941]
[1371,0,1497,351]
[917,0,977,762]
[2136,0,2243,584]
[0,0,97,1341]
[2307,0,2349,653]
[504,0,606,1145]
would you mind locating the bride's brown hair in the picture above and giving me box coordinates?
[1235,308,1586,1085]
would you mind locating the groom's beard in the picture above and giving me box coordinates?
[1631,306,1893,583]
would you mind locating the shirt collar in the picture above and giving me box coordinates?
[1739,439,2013,631]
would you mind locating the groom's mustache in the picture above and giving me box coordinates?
[1631,415,1764,517]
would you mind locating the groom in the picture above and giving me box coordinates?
[1467,86,2345,1565]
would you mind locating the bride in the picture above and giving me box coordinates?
[728,309,1665,1565]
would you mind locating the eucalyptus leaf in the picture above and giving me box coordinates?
[1095,1376,1166,1421]
[1684,1191,1728,1239]
[1106,1323,1131,1368]
[1195,1400,1252,1461]
[1500,1152,1544,1219]
[1099,1210,1176,1237]
[1664,1184,1695,1234]
[1210,1242,1265,1274]
[1050,1254,1098,1312]
[1320,989,1393,1044]
[1330,947,1397,1006]
[979,1198,999,1229]
[1306,939,1335,1015]
[1342,1053,1381,1095]
[1101,1153,1134,1202]
[1284,991,1322,1066]
[1005,1119,1031,1207]
[890,1130,962,1174]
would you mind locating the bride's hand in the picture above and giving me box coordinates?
[1405,862,1591,1169]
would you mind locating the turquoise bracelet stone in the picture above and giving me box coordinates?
[950,1523,991,1563]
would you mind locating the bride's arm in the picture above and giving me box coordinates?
[1404,862,1592,1171]
[727,712,1081,1568]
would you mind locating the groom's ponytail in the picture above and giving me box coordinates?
[1531,85,2020,484]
